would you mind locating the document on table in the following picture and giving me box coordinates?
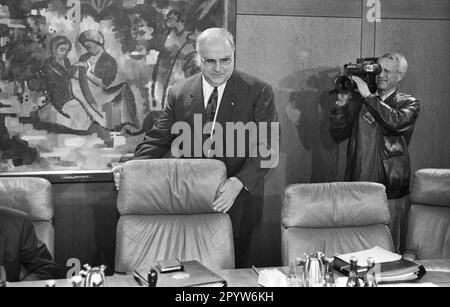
[336,246,402,266]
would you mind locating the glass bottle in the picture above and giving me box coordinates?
[364,257,378,287]
[148,268,158,287]
[324,257,336,287]
[346,256,361,287]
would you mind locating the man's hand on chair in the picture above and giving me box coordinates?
[112,166,122,191]
[213,177,244,213]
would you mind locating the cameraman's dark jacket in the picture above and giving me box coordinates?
[330,90,420,198]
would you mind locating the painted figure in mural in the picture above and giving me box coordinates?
[77,29,138,132]
[38,36,92,131]
[164,9,200,78]
[154,10,199,108]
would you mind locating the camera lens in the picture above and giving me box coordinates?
[334,75,355,94]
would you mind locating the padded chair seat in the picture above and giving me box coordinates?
[406,205,450,259]
[115,159,235,273]
[406,169,450,260]
[116,214,234,273]
[0,178,54,256]
[33,222,55,257]
[283,225,394,263]
[282,182,394,265]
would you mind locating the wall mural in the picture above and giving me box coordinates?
[0,0,232,172]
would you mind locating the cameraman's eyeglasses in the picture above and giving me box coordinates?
[201,57,233,68]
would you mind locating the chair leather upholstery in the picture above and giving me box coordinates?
[282,182,394,265]
[0,178,54,256]
[115,159,235,274]
[406,169,450,259]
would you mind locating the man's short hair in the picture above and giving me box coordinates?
[381,52,408,76]
[196,28,236,55]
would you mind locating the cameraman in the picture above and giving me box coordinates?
[329,53,420,253]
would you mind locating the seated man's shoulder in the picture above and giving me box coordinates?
[0,206,27,220]
[0,206,28,229]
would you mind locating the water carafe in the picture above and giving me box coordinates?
[305,252,325,287]
[83,265,107,287]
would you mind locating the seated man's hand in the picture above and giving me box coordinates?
[112,166,123,191]
[213,177,244,213]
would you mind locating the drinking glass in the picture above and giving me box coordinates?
[287,258,305,287]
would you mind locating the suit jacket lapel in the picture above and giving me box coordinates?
[188,75,206,121]
[217,74,237,125]
[186,75,208,156]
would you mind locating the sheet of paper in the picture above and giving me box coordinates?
[335,278,437,287]
[336,246,402,266]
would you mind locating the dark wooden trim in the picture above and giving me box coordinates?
[227,0,237,37]
[237,0,362,18]
[0,170,113,183]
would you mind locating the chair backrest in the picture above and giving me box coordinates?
[406,169,450,259]
[281,182,394,265]
[0,177,54,256]
[115,159,235,274]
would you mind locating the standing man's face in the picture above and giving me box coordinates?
[199,38,235,87]
[376,57,403,93]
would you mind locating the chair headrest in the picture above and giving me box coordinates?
[411,169,450,207]
[282,182,390,228]
[117,159,228,215]
[0,178,53,221]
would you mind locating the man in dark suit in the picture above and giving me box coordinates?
[116,28,278,268]
[0,206,59,282]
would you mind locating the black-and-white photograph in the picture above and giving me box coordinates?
[0,0,449,293]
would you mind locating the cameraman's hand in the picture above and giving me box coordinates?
[112,165,123,191]
[351,76,372,98]
[336,93,351,107]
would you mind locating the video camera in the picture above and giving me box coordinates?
[332,57,382,94]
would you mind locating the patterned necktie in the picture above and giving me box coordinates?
[206,87,218,122]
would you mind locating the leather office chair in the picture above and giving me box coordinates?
[115,159,235,274]
[281,182,394,265]
[0,177,54,256]
[405,169,450,260]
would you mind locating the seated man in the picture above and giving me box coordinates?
[0,206,59,282]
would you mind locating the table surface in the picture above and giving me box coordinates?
[7,259,450,288]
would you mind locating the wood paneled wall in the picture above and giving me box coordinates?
[235,0,450,267]
[53,181,118,277]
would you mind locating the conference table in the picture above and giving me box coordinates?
[7,259,450,287]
